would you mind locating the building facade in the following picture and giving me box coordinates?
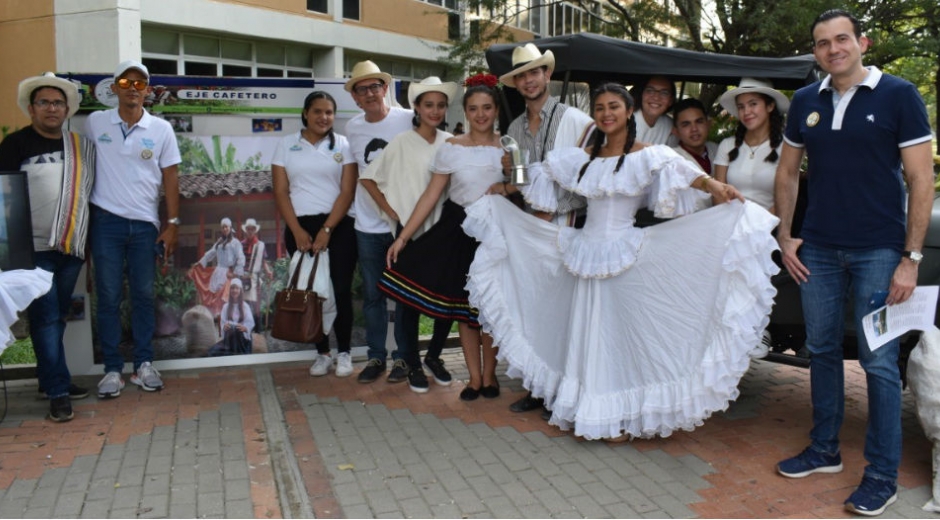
[2,0,607,131]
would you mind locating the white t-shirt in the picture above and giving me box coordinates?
[271,131,355,217]
[345,107,414,234]
[714,137,781,211]
[85,109,181,227]
[636,112,678,147]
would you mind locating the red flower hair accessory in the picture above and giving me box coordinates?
[464,73,500,89]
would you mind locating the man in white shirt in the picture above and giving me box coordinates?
[85,60,181,398]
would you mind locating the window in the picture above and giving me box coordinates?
[448,12,461,41]
[546,1,601,37]
[142,27,318,78]
[343,0,360,20]
[307,0,328,14]
[416,0,459,10]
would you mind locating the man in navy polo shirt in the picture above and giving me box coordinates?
[773,9,934,517]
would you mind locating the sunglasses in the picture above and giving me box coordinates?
[116,78,149,91]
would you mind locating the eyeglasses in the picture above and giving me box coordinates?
[353,83,384,96]
[643,87,672,98]
[116,78,149,91]
[33,100,67,110]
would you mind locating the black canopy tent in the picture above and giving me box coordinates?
[485,32,819,91]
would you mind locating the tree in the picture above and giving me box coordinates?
[437,0,937,151]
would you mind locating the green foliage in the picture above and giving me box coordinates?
[155,265,197,311]
[1,338,37,365]
[176,135,265,175]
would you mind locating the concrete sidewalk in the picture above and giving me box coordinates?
[0,353,935,518]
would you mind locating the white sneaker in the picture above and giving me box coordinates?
[335,352,353,377]
[748,330,772,359]
[309,354,332,377]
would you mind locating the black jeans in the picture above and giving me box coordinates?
[286,214,357,354]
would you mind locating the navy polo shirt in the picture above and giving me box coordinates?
[784,67,932,250]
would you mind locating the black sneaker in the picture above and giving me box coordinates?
[357,359,387,384]
[423,357,452,386]
[38,384,90,400]
[48,396,74,423]
[407,367,430,394]
[387,359,409,383]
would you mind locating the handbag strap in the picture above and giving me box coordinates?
[305,252,321,292]
[287,251,307,289]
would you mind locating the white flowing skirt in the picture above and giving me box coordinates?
[463,195,779,440]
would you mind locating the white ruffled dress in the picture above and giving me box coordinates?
[462,145,780,440]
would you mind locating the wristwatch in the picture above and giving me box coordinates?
[902,250,923,264]
[167,217,181,226]
[322,225,332,235]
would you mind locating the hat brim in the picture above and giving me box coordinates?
[344,72,393,93]
[719,86,790,118]
[499,51,555,89]
[242,223,260,232]
[408,82,459,108]
[17,75,81,119]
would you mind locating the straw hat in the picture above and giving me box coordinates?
[242,218,261,232]
[498,43,555,88]
[407,77,459,107]
[17,72,81,118]
[344,60,393,93]
[719,77,790,118]
[113,59,150,80]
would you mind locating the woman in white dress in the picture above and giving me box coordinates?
[713,77,789,213]
[464,83,780,440]
[383,78,506,401]
[208,278,254,356]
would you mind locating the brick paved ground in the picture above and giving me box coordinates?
[0,351,935,518]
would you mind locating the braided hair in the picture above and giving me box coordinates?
[578,83,637,181]
[727,93,783,163]
[301,91,337,150]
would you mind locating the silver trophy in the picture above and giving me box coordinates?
[500,135,529,186]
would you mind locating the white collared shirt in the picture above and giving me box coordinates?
[272,131,355,217]
[85,109,180,227]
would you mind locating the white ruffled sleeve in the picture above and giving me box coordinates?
[520,162,557,212]
[643,147,711,219]
[520,147,588,213]
[429,142,458,175]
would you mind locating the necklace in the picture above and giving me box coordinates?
[745,139,768,159]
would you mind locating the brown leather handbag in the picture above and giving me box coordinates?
[271,252,325,344]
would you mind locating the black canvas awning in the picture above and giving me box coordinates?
[486,33,818,90]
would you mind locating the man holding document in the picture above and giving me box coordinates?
[772,9,934,517]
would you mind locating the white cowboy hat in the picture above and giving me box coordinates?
[17,72,81,118]
[407,77,459,108]
[113,59,150,80]
[344,60,393,93]
[498,43,555,88]
[242,218,261,232]
[719,77,790,118]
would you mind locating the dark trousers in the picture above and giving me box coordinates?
[285,214,357,354]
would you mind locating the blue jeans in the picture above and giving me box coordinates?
[90,205,158,373]
[356,230,397,362]
[799,243,902,482]
[29,251,85,398]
